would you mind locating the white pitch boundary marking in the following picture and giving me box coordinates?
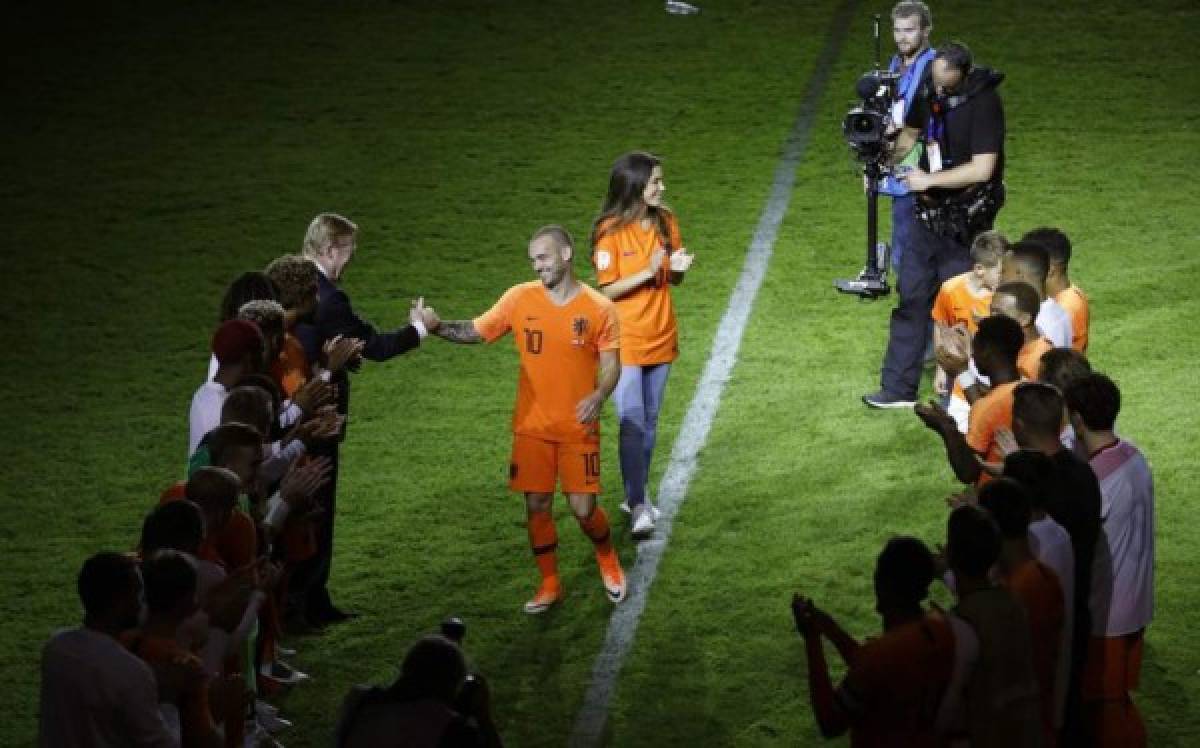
[568,2,860,744]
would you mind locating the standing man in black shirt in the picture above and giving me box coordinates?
[864,41,1006,408]
[1006,382,1102,743]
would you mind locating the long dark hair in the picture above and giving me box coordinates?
[591,151,674,250]
[219,271,278,323]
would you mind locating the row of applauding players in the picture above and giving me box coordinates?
[37,152,693,746]
[795,228,1155,747]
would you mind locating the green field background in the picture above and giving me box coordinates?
[2,1,1197,745]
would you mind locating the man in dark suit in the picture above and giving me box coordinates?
[294,212,439,624]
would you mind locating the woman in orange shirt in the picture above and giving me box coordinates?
[591,152,694,536]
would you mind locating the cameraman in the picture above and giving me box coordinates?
[334,635,503,748]
[879,1,936,279]
[864,40,1005,409]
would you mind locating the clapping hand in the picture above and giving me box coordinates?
[791,594,820,638]
[934,322,971,379]
[280,457,333,509]
[323,335,365,373]
[292,377,334,416]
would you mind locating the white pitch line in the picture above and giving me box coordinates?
[568,2,860,745]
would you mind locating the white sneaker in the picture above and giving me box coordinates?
[620,501,661,521]
[259,660,310,685]
[632,504,656,537]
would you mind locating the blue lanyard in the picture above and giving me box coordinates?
[889,47,935,117]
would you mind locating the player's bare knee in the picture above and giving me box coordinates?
[565,493,596,520]
[524,492,554,514]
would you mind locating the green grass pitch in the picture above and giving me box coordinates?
[2,0,1197,745]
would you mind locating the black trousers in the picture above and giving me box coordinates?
[879,211,973,399]
[287,443,340,617]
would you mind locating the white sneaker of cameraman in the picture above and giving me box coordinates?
[620,499,661,521]
[632,504,656,537]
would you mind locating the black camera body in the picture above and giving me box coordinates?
[843,71,900,165]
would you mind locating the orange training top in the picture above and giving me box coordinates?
[966,381,1019,487]
[1018,336,1054,381]
[271,334,310,398]
[1054,285,1090,353]
[932,272,993,334]
[592,212,683,366]
[474,281,619,444]
[836,611,956,747]
[1006,559,1065,744]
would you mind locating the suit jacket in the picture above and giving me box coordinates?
[295,273,421,423]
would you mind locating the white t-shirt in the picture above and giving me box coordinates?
[188,381,227,457]
[1028,515,1074,728]
[39,627,179,747]
[1037,299,1073,349]
[1089,440,1155,636]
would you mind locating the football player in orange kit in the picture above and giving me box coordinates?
[430,225,626,613]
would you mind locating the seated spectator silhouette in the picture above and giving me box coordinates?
[335,634,502,747]
[39,551,180,747]
[791,536,976,743]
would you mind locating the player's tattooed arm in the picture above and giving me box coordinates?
[433,320,483,344]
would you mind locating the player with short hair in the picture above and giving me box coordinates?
[1064,374,1153,747]
[1001,241,1073,349]
[188,320,265,457]
[991,281,1054,381]
[1023,227,1089,353]
[433,225,626,613]
[931,230,1006,397]
[917,314,1024,487]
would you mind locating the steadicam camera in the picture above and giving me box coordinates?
[834,15,899,300]
[843,70,901,166]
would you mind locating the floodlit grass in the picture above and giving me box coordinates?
[2,0,1197,746]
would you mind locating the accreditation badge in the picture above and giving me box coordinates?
[926,141,943,173]
[891,100,906,128]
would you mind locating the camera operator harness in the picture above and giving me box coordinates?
[914,68,1006,246]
